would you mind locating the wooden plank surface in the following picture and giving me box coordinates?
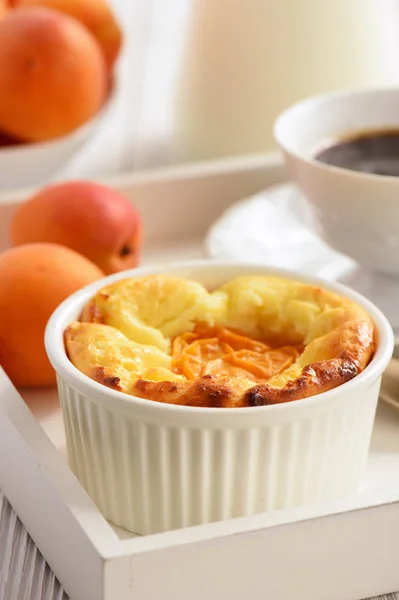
[0,494,67,600]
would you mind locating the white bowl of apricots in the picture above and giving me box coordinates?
[0,0,122,190]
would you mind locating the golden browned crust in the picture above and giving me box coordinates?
[93,366,123,391]
[132,375,253,408]
[130,320,373,407]
[65,275,376,408]
[245,357,359,406]
[80,299,105,324]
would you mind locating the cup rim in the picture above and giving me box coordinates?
[274,85,399,183]
[45,259,394,418]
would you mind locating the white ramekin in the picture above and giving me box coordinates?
[45,261,394,535]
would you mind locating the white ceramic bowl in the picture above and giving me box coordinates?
[45,260,393,535]
[0,86,116,192]
[274,87,399,276]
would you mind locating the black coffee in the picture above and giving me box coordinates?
[315,128,399,176]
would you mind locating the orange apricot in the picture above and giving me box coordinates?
[12,0,122,68]
[0,7,107,141]
[0,243,104,387]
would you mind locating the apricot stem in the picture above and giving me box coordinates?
[119,244,132,257]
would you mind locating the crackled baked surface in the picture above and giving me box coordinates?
[64,275,375,407]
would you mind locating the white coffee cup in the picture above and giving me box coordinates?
[274,87,399,276]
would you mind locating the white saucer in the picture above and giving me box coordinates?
[206,183,399,333]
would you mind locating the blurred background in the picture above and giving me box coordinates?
[1,0,399,185]
[60,0,399,180]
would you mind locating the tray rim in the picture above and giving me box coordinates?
[4,368,399,600]
[2,154,399,600]
[0,151,284,206]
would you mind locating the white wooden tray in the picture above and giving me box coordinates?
[1,155,399,600]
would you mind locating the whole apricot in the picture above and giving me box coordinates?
[0,243,104,387]
[13,0,122,68]
[11,181,142,275]
[0,7,107,141]
[0,0,9,18]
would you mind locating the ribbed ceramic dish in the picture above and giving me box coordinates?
[45,261,394,536]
